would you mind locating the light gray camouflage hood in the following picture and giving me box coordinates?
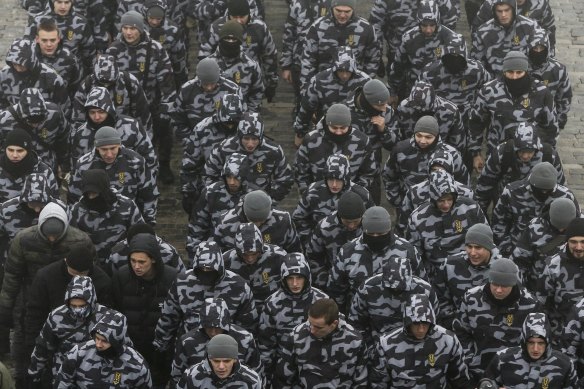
[222,152,249,186]
[84,86,117,120]
[428,149,455,175]
[91,310,129,355]
[325,154,351,187]
[199,297,231,332]
[406,80,437,111]
[382,257,413,292]
[235,222,264,257]
[521,312,552,359]
[15,88,47,121]
[5,38,40,73]
[237,112,264,141]
[428,169,458,204]
[19,172,55,205]
[215,93,244,124]
[65,275,98,313]
[332,46,358,74]
[280,253,312,297]
[513,121,542,152]
[93,54,120,84]
[38,202,69,242]
[193,241,226,281]
[403,293,436,334]
[417,0,440,24]
[491,0,517,23]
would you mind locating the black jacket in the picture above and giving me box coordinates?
[25,259,112,348]
[111,233,177,384]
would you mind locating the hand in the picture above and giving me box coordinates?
[281,70,292,84]
[473,155,485,174]
[294,134,304,149]
[370,115,385,133]
[265,86,276,103]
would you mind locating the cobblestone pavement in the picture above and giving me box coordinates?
[0,0,581,257]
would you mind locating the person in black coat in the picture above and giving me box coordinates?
[25,244,112,359]
[112,232,178,389]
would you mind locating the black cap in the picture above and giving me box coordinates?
[228,0,250,16]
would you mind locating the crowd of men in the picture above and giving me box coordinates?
[0,0,580,386]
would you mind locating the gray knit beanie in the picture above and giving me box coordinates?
[197,58,221,84]
[121,11,145,33]
[94,126,122,147]
[41,217,66,237]
[362,206,391,234]
[243,190,272,222]
[549,198,577,230]
[529,162,557,190]
[326,104,351,127]
[414,115,439,136]
[337,191,365,220]
[207,334,238,359]
[502,51,528,72]
[465,223,496,251]
[331,0,356,9]
[363,79,390,105]
[489,258,519,286]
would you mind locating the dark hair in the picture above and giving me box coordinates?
[308,298,339,325]
[37,18,59,35]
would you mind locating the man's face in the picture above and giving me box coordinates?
[465,244,491,266]
[69,297,87,309]
[328,124,350,136]
[53,0,72,16]
[436,193,455,213]
[568,237,584,259]
[122,26,141,45]
[241,251,261,265]
[371,102,387,112]
[526,337,546,360]
[490,283,514,299]
[326,178,344,193]
[517,149,536,163]
[204,327,224,338]
[210,358,236,379]
[88,108,108,124]
[495,3,514,26]
[6,146,27,162]
[147,16,163,28]
[36,30,60,56]
[229,14,249,25]
[419,21,437,37]
[286,275,306,294]
[332,6,353,25]
[95,333,111,351]
[130,251,155,279]
[97,144,121,164]
[335,69,352,83]
[202,82,218,93]
[12,63,27,73]
[308,316,338,338]
[504,70,526,80]
[225,175,241,193]
[414,132,436,149]
[341,217,361,231]
[410,322,430,340]
[241,135,260,153]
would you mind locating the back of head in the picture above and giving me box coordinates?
[337,191,366,220]
[196,58,221,84]
[207,333,238,359]
[488,257,518,286]
[243,190,272,222]
[308,298,339,324]
[361,206,391,234]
